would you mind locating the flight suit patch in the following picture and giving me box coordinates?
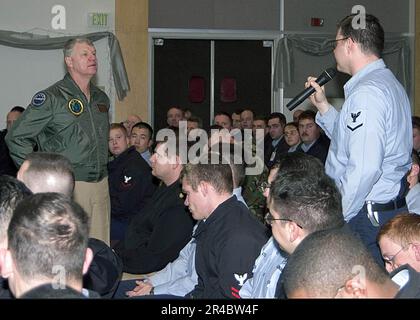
[346,110,364,131]
[32,92,46,107]
[68,99,84,116]
[97,104,108,113]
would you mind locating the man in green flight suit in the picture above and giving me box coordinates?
[6,37,111,245]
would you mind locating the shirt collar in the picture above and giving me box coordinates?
[344,59,385,95]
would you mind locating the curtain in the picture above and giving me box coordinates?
[274,34,411,94]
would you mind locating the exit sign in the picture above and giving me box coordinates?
[88,13,108,27]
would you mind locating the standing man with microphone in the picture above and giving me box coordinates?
[305,13,412,265]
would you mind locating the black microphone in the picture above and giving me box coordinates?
[286,67,337,111]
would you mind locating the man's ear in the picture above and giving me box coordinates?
[411,243,420,261]
[64,56,72,69]
[198,181,208,197]
[82,248,94,275]
[287,222,303,243]
[341,275,367,298]
[1,250,14,279]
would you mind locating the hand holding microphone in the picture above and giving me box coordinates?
[286,67,337,113]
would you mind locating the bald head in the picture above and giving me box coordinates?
[17,152,75,197]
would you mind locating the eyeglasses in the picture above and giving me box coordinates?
[259,182,271,193]
[382,243,411,268]
[264,212,303,229]
[330,37,350,49]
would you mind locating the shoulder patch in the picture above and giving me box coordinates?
[346,110,364,132]
[31,92,47,107]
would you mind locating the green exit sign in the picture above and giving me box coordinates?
[88,13,108,27]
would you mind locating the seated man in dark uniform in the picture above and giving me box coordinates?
[108,123,156,246]
[114,136,195,275]
[182,150,268,299]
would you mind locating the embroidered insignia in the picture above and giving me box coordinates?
[347,110,364,132]
[32,92,46,107]
[351,111,361,123]
[68,99,84,116]
[234,273,248,286]
[124,175,132,184]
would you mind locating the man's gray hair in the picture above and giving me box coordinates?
[63,37,95,57]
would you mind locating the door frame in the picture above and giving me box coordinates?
[148,28,282,127]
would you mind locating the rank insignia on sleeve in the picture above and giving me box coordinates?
[31,92,46,107]
[346,110,364,131]
[68,99,84,116]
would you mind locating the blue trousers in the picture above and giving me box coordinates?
[348,205,408,267]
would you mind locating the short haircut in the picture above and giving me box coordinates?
[283,227,390,297]
[412,150,420,181]
[0,176,32,242]
[63,37,94,57]
[377,213,420,248]
[270,153,344,233]
[241,109,255,117]
[167,106,183,114]
[22,152,75,197]
[253,115,267,123]
[337,14,384,58]
[8,193,89,283]
[412,116,420,131]
[232,109,244,115]
[10,106,25,113]
[268,112,286,127]
[214,111,232,125]
[298,110,316,122]
[188,116,203,128]
[181,151,233,194]
[284,121,299,131]
[110,123,128,137]
[131,121,153,140]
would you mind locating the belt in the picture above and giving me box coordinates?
[361,198,406,212]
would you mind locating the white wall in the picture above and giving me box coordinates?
[0,0,115,129]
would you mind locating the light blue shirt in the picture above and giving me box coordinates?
[147,191,248,296]
[239,237,287,298]
[407,183,420,215]
[141,150,152,167]
[316,59,412,221]
[148,224,198,296]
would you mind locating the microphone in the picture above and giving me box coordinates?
[286,67,337,111]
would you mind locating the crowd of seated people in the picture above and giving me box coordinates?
[1,104,420,300]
